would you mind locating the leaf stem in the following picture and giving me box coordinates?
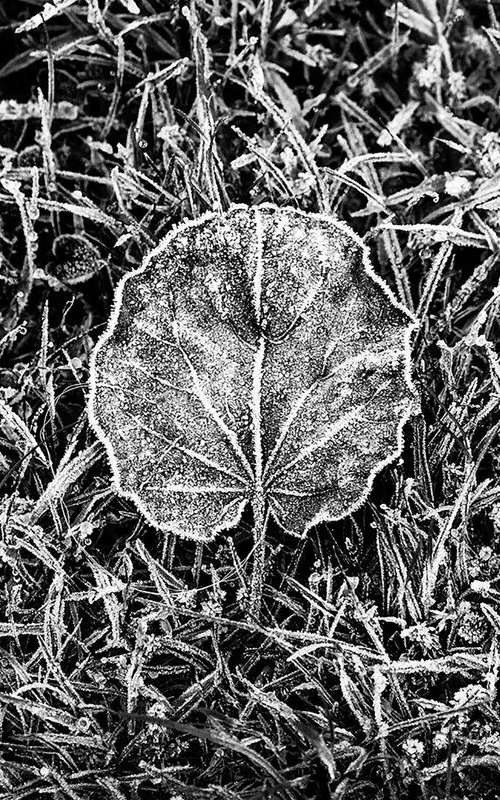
[249,490,267,618]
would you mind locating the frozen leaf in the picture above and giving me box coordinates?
[51,234,105,284]
[88,205,416,540]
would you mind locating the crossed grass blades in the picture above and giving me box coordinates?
[1,0,500,798]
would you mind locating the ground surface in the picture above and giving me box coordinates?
[1,0,500,798]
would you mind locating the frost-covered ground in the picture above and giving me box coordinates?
[1,1,500,798]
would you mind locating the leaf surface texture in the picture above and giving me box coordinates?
[89,205,416,538]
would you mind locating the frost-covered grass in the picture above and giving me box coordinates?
[1,1,500,798]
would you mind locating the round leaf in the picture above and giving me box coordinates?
[88,204,417,539]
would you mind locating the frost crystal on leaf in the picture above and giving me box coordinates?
[88,204,417,540]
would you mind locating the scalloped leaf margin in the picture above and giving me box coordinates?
[88,204,418,540]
